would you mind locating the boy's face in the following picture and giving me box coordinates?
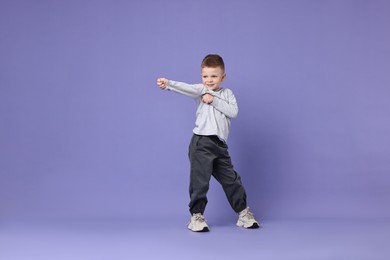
[201,66,226,91]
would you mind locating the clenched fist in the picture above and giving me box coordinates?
[202,93,214,104]
[157,78,168,89]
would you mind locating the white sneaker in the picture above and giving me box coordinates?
[236,207,260,229]
[188,213,209,232]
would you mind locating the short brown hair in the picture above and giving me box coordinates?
[201,54,225,71]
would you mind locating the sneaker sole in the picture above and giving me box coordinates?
[198,227,209,232]
[188,226,209,232]
[237,221,260,229]
[248,223,260,229]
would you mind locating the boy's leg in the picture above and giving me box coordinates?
[188,135,216,215]
[212,140,247,213]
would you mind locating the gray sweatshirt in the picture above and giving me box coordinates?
[166,80,238,142]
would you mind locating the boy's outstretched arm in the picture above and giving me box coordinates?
[156,78,206,98]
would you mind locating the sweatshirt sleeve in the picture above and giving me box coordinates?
[166,80,207,98]
[209,89,238,119]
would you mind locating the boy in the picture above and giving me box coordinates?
[157,54,259,232]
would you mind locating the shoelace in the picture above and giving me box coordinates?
[194,214,206,222]
[187,214,207,226]
[241,209,255,220]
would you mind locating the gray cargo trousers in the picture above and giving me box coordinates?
[188,134,247,215]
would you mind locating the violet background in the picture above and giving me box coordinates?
[1,0,390,222]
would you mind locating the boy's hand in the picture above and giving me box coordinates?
[202,93,214,104]
[157,78,168,89]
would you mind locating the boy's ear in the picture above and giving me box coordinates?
[222,73,227,81]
